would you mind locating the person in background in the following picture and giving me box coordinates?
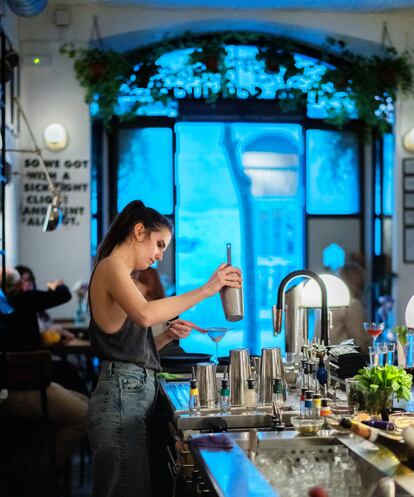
[8,265,89,396]
[0,267,88,473]
[134,267,185,354]
[15,265,75,342]
[87,200,242,497]
[330,258,370,354]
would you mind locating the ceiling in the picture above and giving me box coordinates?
[86,0,414,11]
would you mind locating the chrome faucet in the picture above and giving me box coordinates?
[272,270,329,346]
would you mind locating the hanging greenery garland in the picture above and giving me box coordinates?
[61,31,413,132]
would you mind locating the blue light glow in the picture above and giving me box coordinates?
[117,128,174,214]
[306,130,360,215]
[383,133,394,216]
[375,218,382,255]
[323,243,345,272]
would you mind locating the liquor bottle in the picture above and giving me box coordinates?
[361,419,395,431]
[338,418,414,469]
[189,379,200,414]
[220,378,230,413]
[316,357,328,389]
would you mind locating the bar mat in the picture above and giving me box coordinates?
[190,433,234,451]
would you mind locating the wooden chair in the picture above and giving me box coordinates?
[0,349,57,497]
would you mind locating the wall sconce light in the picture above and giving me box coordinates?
[43,123,68,151]
[403,128,414,154]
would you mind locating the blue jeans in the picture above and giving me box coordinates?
[87,361,157,497]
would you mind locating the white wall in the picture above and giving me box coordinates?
[14,4,414,320]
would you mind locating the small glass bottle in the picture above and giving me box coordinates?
[272,378,285,409]
[317,357,328,390]
[189,379,200,414]
[245,378,257,413]
[304,390,313,418]
[320,398,331,429]
[220,378,230,413]
[307,361,317,391]
[300,387,307,417]
[312,393,322,418]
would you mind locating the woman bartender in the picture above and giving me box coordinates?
[87,200,242,497]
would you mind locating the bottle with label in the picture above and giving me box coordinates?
[189,379,200,415]
[245,378,257,413]
[305,390,313,417]
[220,378,230,413]
[320,398,331,430]
[338,418,414,469]
[312,394,322,418]
[300,388,307,417]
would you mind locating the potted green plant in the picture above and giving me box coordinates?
[393,325,409,368]
[354,365,412,415]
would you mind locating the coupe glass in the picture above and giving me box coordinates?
[363,322,384,348]
[206,327,232,362]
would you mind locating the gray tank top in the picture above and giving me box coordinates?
[89,317,161,371]
[88,266,161,371]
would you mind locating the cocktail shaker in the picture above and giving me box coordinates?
[196,362,217,408]
[259,347,285,404]
[220,243,244,322]
[229,348,250,406]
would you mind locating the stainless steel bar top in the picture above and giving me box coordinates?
[160,380,301,431]
[190,431,414,497]
[190,433,278,497]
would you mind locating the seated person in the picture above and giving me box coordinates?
[7,266,89,396]
[0,267,88,473]
[15,265,75,343]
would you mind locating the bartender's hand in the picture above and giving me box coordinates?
[165,319,206,341]
[202,263,242,297]
[47,279,65,291]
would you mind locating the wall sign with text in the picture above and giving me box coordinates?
[20,158,89,228]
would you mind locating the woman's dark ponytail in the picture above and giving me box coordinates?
[95,200,173,264]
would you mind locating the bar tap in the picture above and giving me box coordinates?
[272,270,329,346]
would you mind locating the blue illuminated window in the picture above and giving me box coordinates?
[175,122,303,356]
[306,130,360,215]
[117,128,173,214]
[383,133,394,216]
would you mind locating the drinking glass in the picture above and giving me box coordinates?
[363,322,384,348]
[284,352,298,390]
[206,327,232,362]
[376,343,388,366]
[385,342,396,365]
[368,346,379,367]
